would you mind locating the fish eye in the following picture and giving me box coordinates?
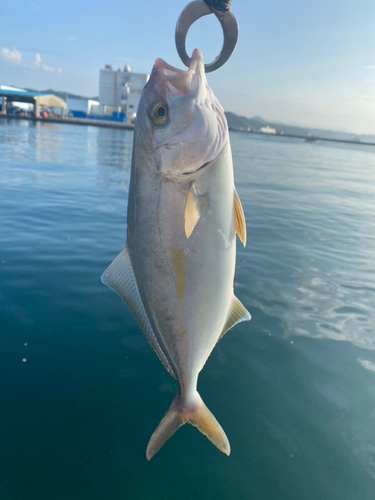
[151,102,168,125]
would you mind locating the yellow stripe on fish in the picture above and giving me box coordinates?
[171,249,185,300]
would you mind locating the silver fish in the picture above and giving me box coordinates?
[102,49,250,460]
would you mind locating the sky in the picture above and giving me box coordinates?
[1,0,375,135]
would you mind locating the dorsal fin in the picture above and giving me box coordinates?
[185,183,209,239]
[101,247,176,379]
[234,188,247,247]
[218,295,251,342]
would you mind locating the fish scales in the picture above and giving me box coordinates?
[102,49,251,460]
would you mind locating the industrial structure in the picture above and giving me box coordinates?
[0,86,66,117]
[0,64,149,126]
[66,96,99,117]
[99,65,149,123]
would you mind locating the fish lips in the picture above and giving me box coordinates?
[152,48,205,96]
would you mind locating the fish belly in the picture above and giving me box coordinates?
[128,141,235,394]
[181,144,236,391]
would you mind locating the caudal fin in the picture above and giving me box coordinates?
[146,392,230,460]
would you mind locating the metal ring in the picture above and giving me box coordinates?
[175,1,238,73]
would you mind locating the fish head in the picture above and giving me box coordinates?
[136,49,227,180]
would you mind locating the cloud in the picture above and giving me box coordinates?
[67,37,77,41]
[34,53,42,66]
[0,46,62,73]
[33,52,61,72]
[0,47,22,64]
[364,65,375,69]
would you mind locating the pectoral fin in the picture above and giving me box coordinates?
[234,188,247,247]
[185,183,209,239]
[218,295,251,342]
[101,246,176,379]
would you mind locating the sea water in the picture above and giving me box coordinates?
[1,118,375,499]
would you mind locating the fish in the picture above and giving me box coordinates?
[101,48,251,460]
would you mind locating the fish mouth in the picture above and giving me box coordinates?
[183,161,211,175]
[181,156,216,179]
[159,159,211,182]
[178,143,223,180]
[159,146,223,182]
[153,49,204,95]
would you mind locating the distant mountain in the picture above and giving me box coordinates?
[250,115,268,124]
[225,112,266,132]
[225,111,375,144]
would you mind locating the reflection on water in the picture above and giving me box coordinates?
[96,127,133,170]
[231,133,375,351]
[1,119,375,499]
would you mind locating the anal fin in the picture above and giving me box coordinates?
[218,295,251,342]
[101,247,176,379]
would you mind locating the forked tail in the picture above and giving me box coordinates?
[146,392,230,460]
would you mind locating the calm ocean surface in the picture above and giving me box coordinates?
[1,117,375,499]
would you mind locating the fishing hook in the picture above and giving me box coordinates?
[175,0,238,73]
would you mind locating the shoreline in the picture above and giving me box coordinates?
[0,114,134,130]
[1,115,373,146]
[229,127,375,147]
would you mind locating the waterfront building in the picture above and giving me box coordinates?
[99,65,149,123]
[0,86,66,117]
[67,97,100,118]
[0,85,32,111]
